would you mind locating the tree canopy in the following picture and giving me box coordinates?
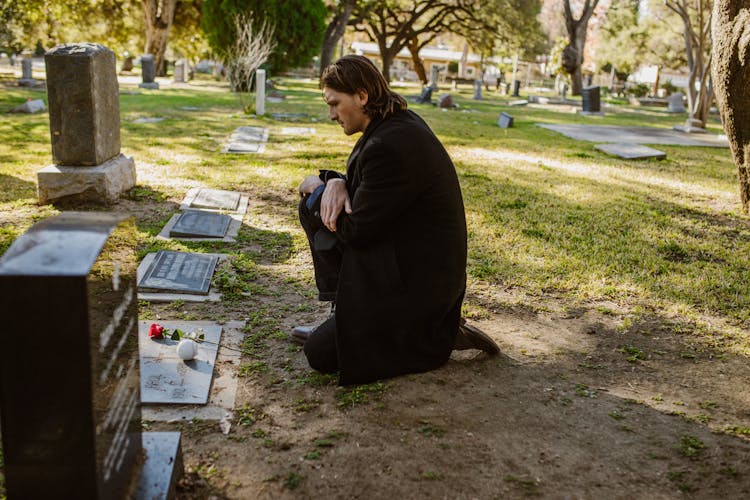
[201,0,327,72]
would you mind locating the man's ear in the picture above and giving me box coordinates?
[357,89,369,106]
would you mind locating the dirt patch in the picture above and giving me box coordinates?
[128,190,750,499]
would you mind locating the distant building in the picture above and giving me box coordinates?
[350,41,508,82]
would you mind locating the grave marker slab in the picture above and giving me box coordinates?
[180,188,249,215]
[224,142,266,154]
[137,250,218,295]
[169,210,232,238]
[140,321,244,422]
[231,126,269,143]
[138,322,223,404]
[192,188,241,211]
[281,127,316,135]
[498,112,514,128]
[271,112,309,120]
[667,92,686,113]
[0,212,181,498]
[582,86,601,113]
[595,142,667,160]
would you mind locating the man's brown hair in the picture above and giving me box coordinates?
[320,55,407,120]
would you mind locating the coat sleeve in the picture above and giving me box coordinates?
[335,137,423,247]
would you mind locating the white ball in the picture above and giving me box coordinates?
[177,339,199,360]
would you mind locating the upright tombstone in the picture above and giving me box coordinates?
[173,59,187,83]
[18,58,37,86]
[668,92,686,113]
[139,54,159,89]
[256,68,266,116]
[473,79,483,100]
[37,43,136,204]
[512,79,521,97]
[0,213,140,497]
[0,212,182,499]
[581,86,601,113]
[430,65,441,90]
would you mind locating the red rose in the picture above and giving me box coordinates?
[149,323,165,339]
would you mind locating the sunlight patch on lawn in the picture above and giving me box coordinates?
[453,146,736,205]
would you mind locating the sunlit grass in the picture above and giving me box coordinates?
[0,78,747,352]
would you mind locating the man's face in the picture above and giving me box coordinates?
[323,87,371,135]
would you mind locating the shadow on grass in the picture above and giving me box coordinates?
[0,173,36,203]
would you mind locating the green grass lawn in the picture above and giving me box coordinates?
[1,77,748,347]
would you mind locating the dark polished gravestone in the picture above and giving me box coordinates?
[169,210,232,238]
[0,212,182,499]
[581,86,601,113]
[138,250,219,295]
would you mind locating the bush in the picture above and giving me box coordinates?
[661,80,679,96]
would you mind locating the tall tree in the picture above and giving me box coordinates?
[562,0,600,95]
[352,0,541,82]
[202,0,326,73]
[320,0,358,75]
[666,0,713,129]
[594,0,646,82]
[712,0,750,212]
[141,0,178,76]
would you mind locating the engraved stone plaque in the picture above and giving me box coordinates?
[138,322,223,404]
[595,143,667,160]
[231,126,268,142]
[498,112,514,128]
[137,250,218,294]
[169,210,231,238]
[190,188,241,211]
[226,142,265,153]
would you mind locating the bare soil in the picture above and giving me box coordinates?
[130,186,750,499]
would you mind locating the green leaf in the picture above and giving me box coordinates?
[170,330,182,341]
[199,333,205,340]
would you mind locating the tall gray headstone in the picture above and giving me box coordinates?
[512,80,521,97]
[37,43,136,204]
[173,59,187,83]
[581,86,601,113]
[430,66,441,90]
[139,54,159,89]
[18,58,37,86]
[473,79,483,100]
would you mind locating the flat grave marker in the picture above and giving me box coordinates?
[141,321,244,422]
[139,322,223,404]
[137,252,225,302]
[137,250,218,295]
[537,123,729,148]
[281,127,317,135]
[180,187,248,215]
[595,142,667,160]
[169,210,232,238]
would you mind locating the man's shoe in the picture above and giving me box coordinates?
[290,325,314,345]
[455,319,500,355]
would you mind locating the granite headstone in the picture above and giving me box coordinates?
[38,43,136,204]
[0,213,143,498]
[139,54,159,89]
[582,86,601,113]
[667,92,686,113]
[45,44,121,166]
[498,112,514,128]
[18,58,37,86]
[512,80,521,97]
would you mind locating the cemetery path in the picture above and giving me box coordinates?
[135,188,750,499]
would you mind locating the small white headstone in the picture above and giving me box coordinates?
[256,69,266,116]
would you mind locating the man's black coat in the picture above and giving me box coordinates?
[324,109,467,385]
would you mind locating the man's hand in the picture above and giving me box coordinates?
[320,178,352,232]
[298,175,324,196]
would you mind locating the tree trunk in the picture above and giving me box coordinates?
[320,0,356,76]
[652,65,661,96]
[712,0,750,212]
[563,0,600,96]
[407,38,427,84]
[141,0,177,76]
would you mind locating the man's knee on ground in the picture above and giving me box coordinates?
[303,339,338,374]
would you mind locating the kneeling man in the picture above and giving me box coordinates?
[296,55,498,385]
